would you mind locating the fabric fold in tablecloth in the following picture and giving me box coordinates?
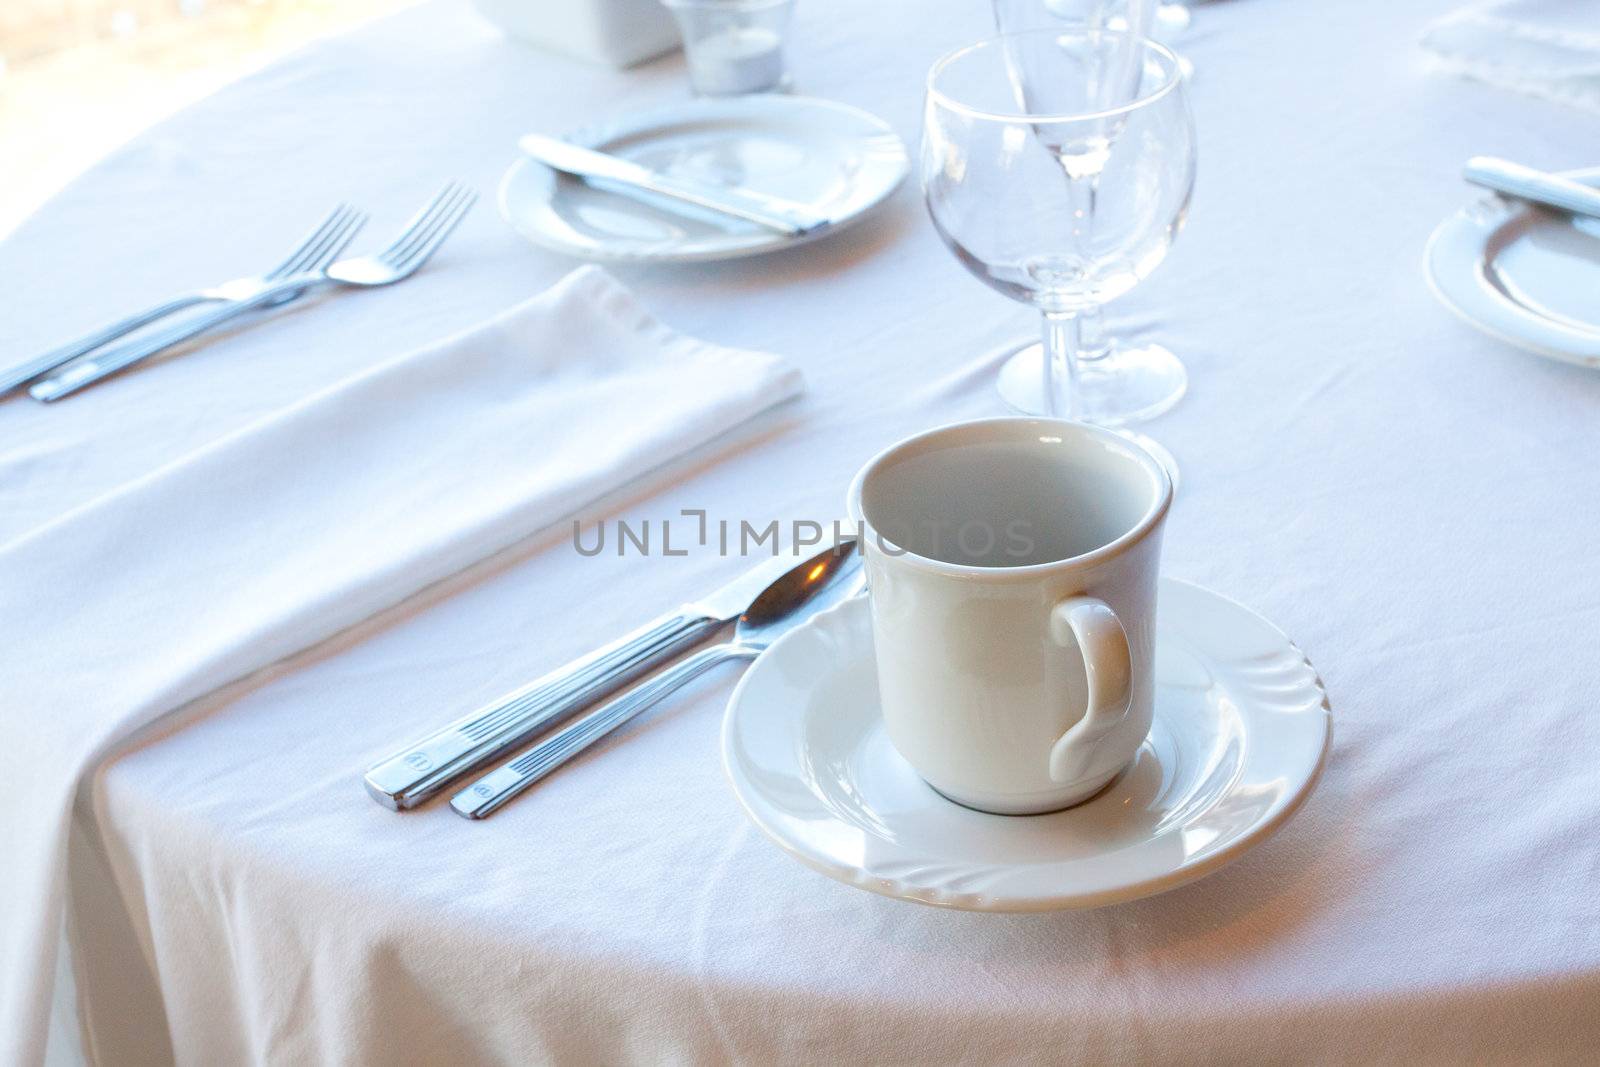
[1423,0,1600,113]
[0,265,803,1067]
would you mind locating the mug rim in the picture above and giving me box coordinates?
[846,417,1173,580]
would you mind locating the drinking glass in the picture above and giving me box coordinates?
[996,1,1192,86]
[986,3,1193,423]
[995,0,1157,37]
[661,0,795,96]
[921,30,1194,442]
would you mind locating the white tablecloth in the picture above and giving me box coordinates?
[8,0,1600,1062]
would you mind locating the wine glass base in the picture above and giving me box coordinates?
[994,340,1188,426]
[990,340,1184,491]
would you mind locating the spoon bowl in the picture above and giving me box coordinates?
[737,538,864,645]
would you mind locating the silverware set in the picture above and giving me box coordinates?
[365,538,865,819]
[16,164,855,820]
[4,182,476,401]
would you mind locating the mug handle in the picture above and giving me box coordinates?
[1047,596,1133,784]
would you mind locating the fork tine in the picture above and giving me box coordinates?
[382,196,465,270]
[265,204,353,280]
[282,205,362,277]
[385,185,476,270]
[397,193,475,274]
[395,183,473,255]
[274,205,350,277]
[304,211,368,272]
[382,184,468,264]
[378,183,465,259]
[264,204,345,279]
[387,187,476,276]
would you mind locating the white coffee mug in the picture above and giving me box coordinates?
[847,417,1172,815]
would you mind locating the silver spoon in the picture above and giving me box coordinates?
[451,538,864,819]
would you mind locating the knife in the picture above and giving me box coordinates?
[518,133,829,237]
[363,552,823,809]
[1464,156,1600,222]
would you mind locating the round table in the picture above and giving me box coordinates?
[9,0,1600,1062]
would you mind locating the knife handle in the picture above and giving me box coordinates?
[363,609,722,809]
[1464,157,1600,221]
[450,644,750,819]
[647,174,829,236]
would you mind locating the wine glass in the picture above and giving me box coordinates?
[985,3,1193,424]
[996,0,1158,37]
[921,30,1195,457]
[1010,0,1191,40]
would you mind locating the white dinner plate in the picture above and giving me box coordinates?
[499,95,909,264]
[721,579,1331,912]
[1425,167,1600,368]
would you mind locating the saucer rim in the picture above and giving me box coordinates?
[720,577,1332,913]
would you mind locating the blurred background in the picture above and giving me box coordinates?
[1,0,414,237]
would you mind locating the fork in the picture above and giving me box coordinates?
[31,183,476,402]
[0,204,367,397]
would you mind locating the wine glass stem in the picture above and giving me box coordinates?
[1042,310,1082,420]
[1077,304,1110,361]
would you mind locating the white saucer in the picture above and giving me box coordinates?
[499,95,908,264]
[721,579,1330,912]
[1426,167,1600,369]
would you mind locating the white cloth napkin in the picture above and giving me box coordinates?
[1423,0,1600,113]
[0,265,802,1066]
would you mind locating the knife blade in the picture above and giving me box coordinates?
[518,132,829,237]
[363,551,822,809]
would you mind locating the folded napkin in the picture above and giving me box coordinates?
[1423,0,1600,113]
[0,265,802,1066]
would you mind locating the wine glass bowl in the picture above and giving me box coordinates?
[921,30,1195,430]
